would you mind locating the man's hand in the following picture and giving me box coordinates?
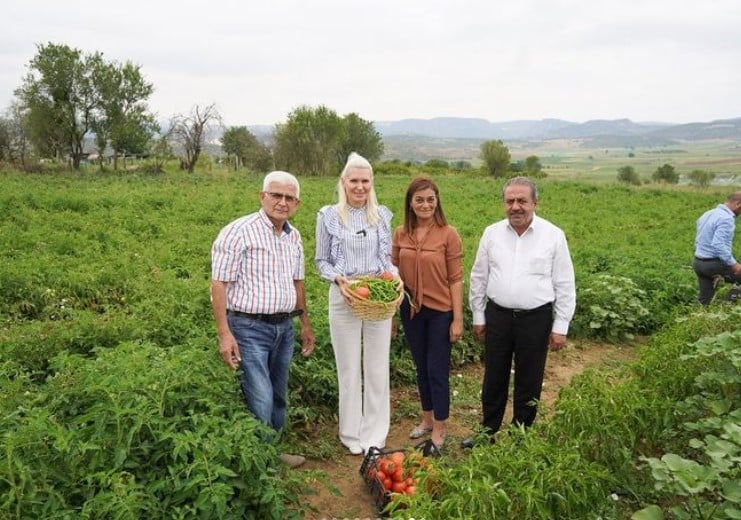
[218,332,241,370]
[732,263,741,275]
[299,325,315,357]
[472,324,486,343]
[549,332,567,351]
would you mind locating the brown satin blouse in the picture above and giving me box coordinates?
[391,224,463,317]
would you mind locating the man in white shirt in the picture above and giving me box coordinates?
[462,176,576,448]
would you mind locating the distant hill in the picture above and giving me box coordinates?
[374,116,679,140]
[248,116,741,142]
[243,116,741,162]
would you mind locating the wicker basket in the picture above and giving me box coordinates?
[346,279,404,321]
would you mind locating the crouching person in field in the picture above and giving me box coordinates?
[210,170,315,468]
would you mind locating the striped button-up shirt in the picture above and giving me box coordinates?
[315,205,397,282]
[211,209,304,314]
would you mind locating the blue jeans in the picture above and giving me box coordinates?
[227,314,295,431]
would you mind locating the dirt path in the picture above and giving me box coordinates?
[298,342,637,519]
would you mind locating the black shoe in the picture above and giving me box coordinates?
[461,435,496,449]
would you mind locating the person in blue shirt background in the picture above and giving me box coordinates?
[693,192,741,305]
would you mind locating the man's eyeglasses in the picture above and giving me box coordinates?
[264,191,299,204]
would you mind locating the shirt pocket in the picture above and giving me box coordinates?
[528,254,552,276]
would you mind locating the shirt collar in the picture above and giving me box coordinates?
[718,204,735,217]
[258,209,292,234]
[506,213,538,234]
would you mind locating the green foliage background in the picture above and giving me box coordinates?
[1,167,739,518]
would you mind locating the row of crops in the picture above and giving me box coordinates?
[1,168,738,518]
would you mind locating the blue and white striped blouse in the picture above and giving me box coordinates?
[315,205,398,282]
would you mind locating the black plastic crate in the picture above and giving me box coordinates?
[358,446,406,514]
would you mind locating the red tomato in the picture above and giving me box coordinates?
[383,478,393,491]
[389,451,405,467]
[376,470,387,482]
[354,286,370,299]
[405,485,417,496]
[380,271,395,281]
[392,467,405,482]
[392,481,407,494]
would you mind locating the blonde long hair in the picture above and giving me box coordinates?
[336,152,380,227]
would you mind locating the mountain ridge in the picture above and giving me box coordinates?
[373,116,741,141]
[250,116,741,143]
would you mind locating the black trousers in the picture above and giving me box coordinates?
[693,257,741,305]
[481,300,553,434]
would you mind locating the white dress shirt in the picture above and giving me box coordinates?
[469,214,576,335]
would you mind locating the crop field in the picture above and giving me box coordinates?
[1,168,739,519]
[385,136,741,183]
[517,138,741,182]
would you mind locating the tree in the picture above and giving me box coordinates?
[524,155,542,174]
[424,158,449,169]
[617,165,641,185]
[16,43,106,169]
[688,169,715,187]
[0,102,30,169]
[169,104,222,173]
[102,61,157,169]
[274,105,344,176]
[273,105,383,176]
[652,163,679,184]
[220,126,272,172]
[339,112,383,165]
[146,134,173,174]
[480,139,510,177]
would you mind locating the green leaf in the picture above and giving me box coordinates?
[631,504,664,520]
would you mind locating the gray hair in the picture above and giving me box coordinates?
[263,170,300,199]
[502,176,538,201]
[336,152,380,227]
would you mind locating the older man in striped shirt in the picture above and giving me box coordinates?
[211,170,315,468]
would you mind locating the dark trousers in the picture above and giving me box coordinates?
[693,257,741,305]
[400,299,453,421]
[482,300,553,434]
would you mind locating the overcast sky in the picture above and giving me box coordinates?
[2,0,740,127]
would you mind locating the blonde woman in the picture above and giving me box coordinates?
[315,152,398,455]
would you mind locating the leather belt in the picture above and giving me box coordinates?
[489,301,552,317]
[694,257,720,262]
[227,309,303,324]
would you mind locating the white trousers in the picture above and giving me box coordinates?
[328,283,391,452]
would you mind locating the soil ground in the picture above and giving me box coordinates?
[297,341,637,520]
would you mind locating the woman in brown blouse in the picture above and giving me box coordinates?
[392,177,464,451]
